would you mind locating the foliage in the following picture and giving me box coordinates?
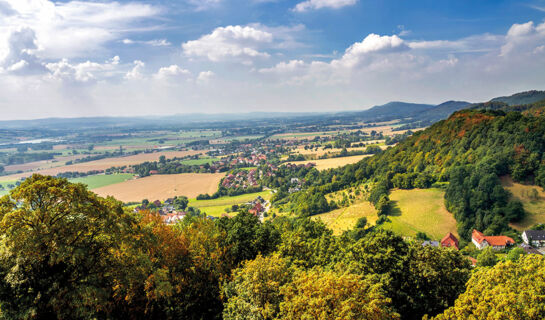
[476,247,498,267]
[434,255,545,320]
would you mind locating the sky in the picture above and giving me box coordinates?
[0,0,545,120]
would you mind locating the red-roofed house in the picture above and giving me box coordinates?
[441,233,459,250]
[472,229,515,250]
[249,202,264,216]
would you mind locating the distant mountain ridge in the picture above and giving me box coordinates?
[490,90,545,106]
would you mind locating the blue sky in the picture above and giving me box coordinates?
[0,0,545,119]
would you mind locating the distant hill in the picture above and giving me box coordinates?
[355,101,435,121]
[490,90,545,106]
[410,100,471,123]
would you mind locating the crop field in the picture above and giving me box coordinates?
[70,174,135,190]
[92,173,225,202]
[209,135,264,144]
[313,200,378,235]
[188,191,272,217]
[180,157,220,165]
[0,150,206,180]
[501,176,545,230]
[286,154,370,170]
[381,188,458,239]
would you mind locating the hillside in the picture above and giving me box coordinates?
[409,100,470,123]
[490,90,545,106]
[289,107,545,240]
[356,101,435,121]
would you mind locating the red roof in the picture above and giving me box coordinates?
[472,229,515,247]
[441,232,459,249]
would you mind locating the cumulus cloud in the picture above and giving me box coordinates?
[197,71,215,84]
[501,21,545,56]
[293,0,357,12]
[182,25,273,63]
[0,27,45,74]
[0,0,161,59]
[331,33,409,68]
[46,56,120,82]
[154,65,191,80]
[125,60,145,80]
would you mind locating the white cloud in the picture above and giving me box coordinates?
[122,38,171,47]
[46,56,120,82]
[331,33,409,68]
[501,21,545,56]
[197,70,215,84]
[125,60,145,80]
[293,0,357,12]
[0,0,161,59]
[154,65,191,79]
[182,25,273,63]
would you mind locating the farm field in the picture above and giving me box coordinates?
[502,176,545,230]
[70,174,135,190]
[93,173,225,202]
[0,150,206,181]
[382,188,458,239]
[286,154,370,170]
[209,135,263,144]
[0,181,17,196]
[189,191,272,217]
[314,200,378,235]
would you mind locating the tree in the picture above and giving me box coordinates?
[159,155,166,165]
[434,255,545,320]
[506,247,525,262]
[278,268,399,320]
[476,247,498,267]
[0,175,131,319]
[173,196,189,211]
[223,254,292,320]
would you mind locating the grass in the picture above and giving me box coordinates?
[180,157,219,165]
[381,188,458,240]
[286,154,370,170]
[189,191,272,217]
[69,174,135,190]
[501,176,545,230]
[0,181,17,196]
[313,201,378,235]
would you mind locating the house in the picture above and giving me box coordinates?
[149,170,159,175]
[162,212,186,225]
[522,230,545,247]
[472,229,515,250]
[441,233,459,250]
[249,202,264,216]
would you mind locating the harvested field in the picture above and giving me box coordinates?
[93,173,225,202]
[3,155,87,173]
[286,154,370,170]
[314,201,378,235]
[0,150,205,180]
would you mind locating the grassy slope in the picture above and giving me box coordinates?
[315,188,458,239]
[70,174,135,190]
[501,176,545,230]
[382,188,458,239]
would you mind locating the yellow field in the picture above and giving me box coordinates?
[313,201,378,235]
[286,154,370,170]
[383,188,458,239]
[0,150,205,181]
[501,176,545,230]
[93,173,225,202]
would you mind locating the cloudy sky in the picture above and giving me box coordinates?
[1,0,545,119]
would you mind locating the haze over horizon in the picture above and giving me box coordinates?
[1,0,545,120]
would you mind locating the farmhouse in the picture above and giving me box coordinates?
[441,232,459,249]
[472,229,515,250]
[522,230,545,247]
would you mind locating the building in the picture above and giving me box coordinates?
[522,230,545,247]
[472,229,515,250]
[422,240,439,247]
[441,232,459,249]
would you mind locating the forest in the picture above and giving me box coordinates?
[2,175,543,320]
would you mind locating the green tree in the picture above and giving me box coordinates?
[223,254,292,320]
[278,268,399,320]
[476,247,498,267]
[0,175,131,319]
[173,196,189,211]
[506,247,525,262]
[434,255,545,320]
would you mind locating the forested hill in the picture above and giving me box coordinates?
[490,90,545,106]
[296,106,545,239]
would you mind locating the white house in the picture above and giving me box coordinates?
[472,229,515,250]
[522,230,545,247]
